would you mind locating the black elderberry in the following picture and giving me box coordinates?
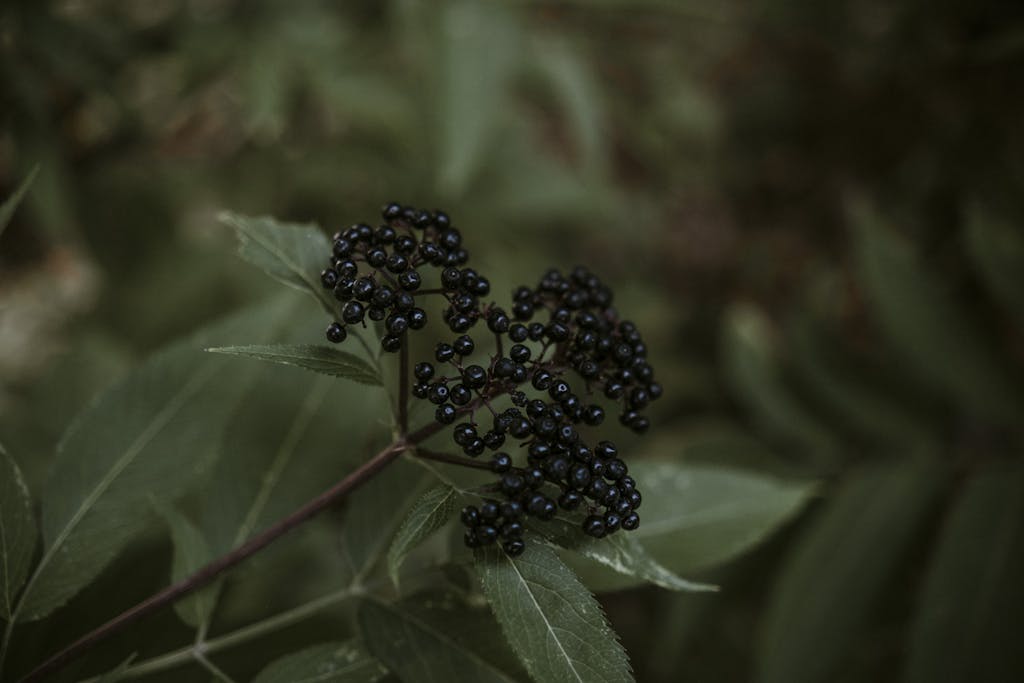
[501,521,523,539]
[558,489,583,510]
[462,365,487,389]
[441,267,462,290]
[435,344,456,363]
[353,278,375,302]
[414,362,435,381]
[366,248,387,268]
[604,512,622,533]
[326,322,347,343]
[460,506,479,526]
[428,384,450,405]
[453,335,475,356]
[583,515,606,538]
[621,512,640,531]
[435,404,457,424]
[381,334,402,353]
[503,539,526,557]
[449,384,472,406]
[408,308,427,329]
[483,430,505,450]
[491,453,512,473]
[509,325,532,344]
[477,525,498,544]
[342,301,365,324]
[321,269,339,289]
[493,358,515,379]
[385,314,409,335]
[501,474,526,495]
[480,500,500,520]
[532,370,553,391]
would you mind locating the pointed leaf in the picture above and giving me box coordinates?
[853,203,1024,423]
[905,463,1024,683]
[207,344,380,386]
[476,543,633,683]
[154,502,216,628]
[13,296,295,621]
[757,458,946,683]
[252,640,388,683]
[1,446,36,619]
[387,486,457,587]
[538,517,715,593]
[220,212,336,315]
[628,461,816,574]
[359,597,522,683]
[0,166,39,240]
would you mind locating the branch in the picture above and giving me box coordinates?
[18,418,449,683]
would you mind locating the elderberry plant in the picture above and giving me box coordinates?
[319,203,661,556]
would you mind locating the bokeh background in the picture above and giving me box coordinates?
[2,1,1023,681]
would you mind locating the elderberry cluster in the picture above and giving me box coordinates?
[319,204,663,557]
[320,202,469,352]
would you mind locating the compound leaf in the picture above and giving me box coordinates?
[476,543,633,683]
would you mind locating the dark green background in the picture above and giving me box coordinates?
[2,1,1023,681]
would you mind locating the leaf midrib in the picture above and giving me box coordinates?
[505,556,585,683]
[238,220,333,312]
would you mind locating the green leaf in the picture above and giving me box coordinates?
[905,463,1024,683]
[220,212,336,315]
[721,305,841,468]
[437,1,521,195]
[852,203,1024,424]
[629,461,816,575]
[0,446,36,620]
[965,206,1024,324]
[252,640,388,683]
[757,458,946,683]
[359,597,523,683]
[12,295,295,621]
[0,166,39,240]
[538,517,716,592]
[206,344,380,386]
[476,543,633,683]
[387,486,457,587]
[153,502,216,629]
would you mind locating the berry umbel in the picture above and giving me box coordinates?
[322,203,662,556]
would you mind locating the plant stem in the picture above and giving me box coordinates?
[18,418,450,683]
[398,337,409,435]
[79,584,366,682]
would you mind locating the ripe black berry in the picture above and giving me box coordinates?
[326,322,347,343]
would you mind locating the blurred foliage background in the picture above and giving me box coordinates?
[2,0,1024,681]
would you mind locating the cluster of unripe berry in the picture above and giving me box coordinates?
[322,204,662,555]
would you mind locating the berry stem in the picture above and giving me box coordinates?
[17,418,451,683]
